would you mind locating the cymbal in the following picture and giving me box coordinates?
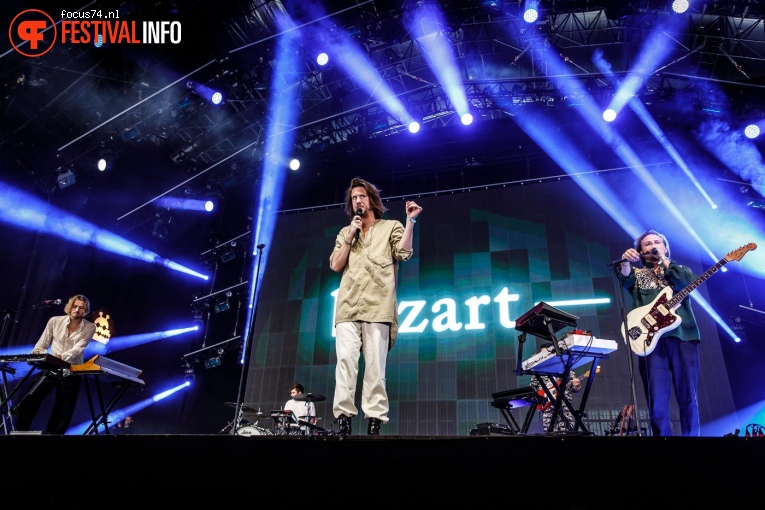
[223,402,262,414]
[293,393,326,402]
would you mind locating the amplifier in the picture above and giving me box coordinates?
[470,422,516,436]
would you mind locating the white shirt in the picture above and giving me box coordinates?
[33,315,96,366]
[283,398,315,422]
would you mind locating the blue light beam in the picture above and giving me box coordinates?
[0,182,208,280]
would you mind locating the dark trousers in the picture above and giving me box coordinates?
[638,336,700,437]
[14,372,82,434]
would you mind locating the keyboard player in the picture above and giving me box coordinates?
[529,343,582,433]
[14,294,96,434]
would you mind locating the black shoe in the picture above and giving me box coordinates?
[367,418,382,436]
[338,414,352,436]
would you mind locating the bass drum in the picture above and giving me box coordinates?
[236,426,273,436]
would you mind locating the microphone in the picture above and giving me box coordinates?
[42,299,62,305]
[642,247,661,261]
[607,258,628,267]
[353,208,363,241]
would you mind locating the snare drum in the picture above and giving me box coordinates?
[236,425,272,436]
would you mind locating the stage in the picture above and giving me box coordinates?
[3,432,761,507]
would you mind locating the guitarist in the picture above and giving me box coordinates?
[530,344,583,433]
[618,229,701,437]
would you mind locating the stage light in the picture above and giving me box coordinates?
[151,214,173,240]
[192,310,204,331]
[461,113,474,126]
[214,291,232,313]
[155,197,216,212]
[603,109,617,122]
[187,80,224,105]
[671,0,689,14]
[523,1,539,23]
[408,120,421,134]
[316,52,329,66]
[57,168,76,189]
[744,124,760,139]
[219,241,236,263]
[205,348,225,369]
[289,158,300,171]
[183,362,195,384]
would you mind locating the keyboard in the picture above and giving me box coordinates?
[0,353,71,370]
[521,334,618,373]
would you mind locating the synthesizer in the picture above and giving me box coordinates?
[522,333,618,373]
[0,353,71,371]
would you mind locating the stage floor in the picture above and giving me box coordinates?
[3,432,762,507]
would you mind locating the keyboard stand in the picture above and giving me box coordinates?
[0,362,65,434]
[489,386,547,434]
[529,353,606,434]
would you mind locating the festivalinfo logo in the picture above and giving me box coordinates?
[8,8,182,58]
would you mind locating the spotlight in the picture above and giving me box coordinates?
[187,80,224,105]
[205,348,225,369]
[192,310,204,330]
[289,158,300,171]
[316,52,329,66]
[671,0,689,14]
[57,168,76,189]
[602,109,617,122]
[460,113,474,126]
[214,291,232,313]
[183,362,195,384]
[523,0,539,23]
[151,214,173,240]
[408,120,421,134]
[219,242,236,263]
[205,200,214,212]
[744,124,760,139]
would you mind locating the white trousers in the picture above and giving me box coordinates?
[333,321,390,423]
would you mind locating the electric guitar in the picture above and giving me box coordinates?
[608,403,635,436]
[623,243,756,356]
[536,366,601,411]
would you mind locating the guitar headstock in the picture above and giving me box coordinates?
[725,243,757,262]
[582,366,602,378]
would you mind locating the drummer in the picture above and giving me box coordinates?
[283,383,316,431]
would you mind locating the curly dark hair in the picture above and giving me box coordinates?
[343,177,388,220]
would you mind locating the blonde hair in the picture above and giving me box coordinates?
[64,294,91,315]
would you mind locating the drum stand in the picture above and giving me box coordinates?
[219,409,244,434]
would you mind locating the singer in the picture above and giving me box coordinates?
[329,177,422,436]
[14,294,96,434]
[617,230,701,437]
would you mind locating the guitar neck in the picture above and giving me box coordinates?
[667,258,728,309]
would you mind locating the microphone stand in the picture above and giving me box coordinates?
[229,243,266,434]
[609,261,644,436]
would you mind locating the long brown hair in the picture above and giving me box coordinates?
[343,177,387,220]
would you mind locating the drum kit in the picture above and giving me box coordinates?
[225,393,329,437]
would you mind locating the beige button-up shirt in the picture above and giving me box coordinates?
[331,218,413,350]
